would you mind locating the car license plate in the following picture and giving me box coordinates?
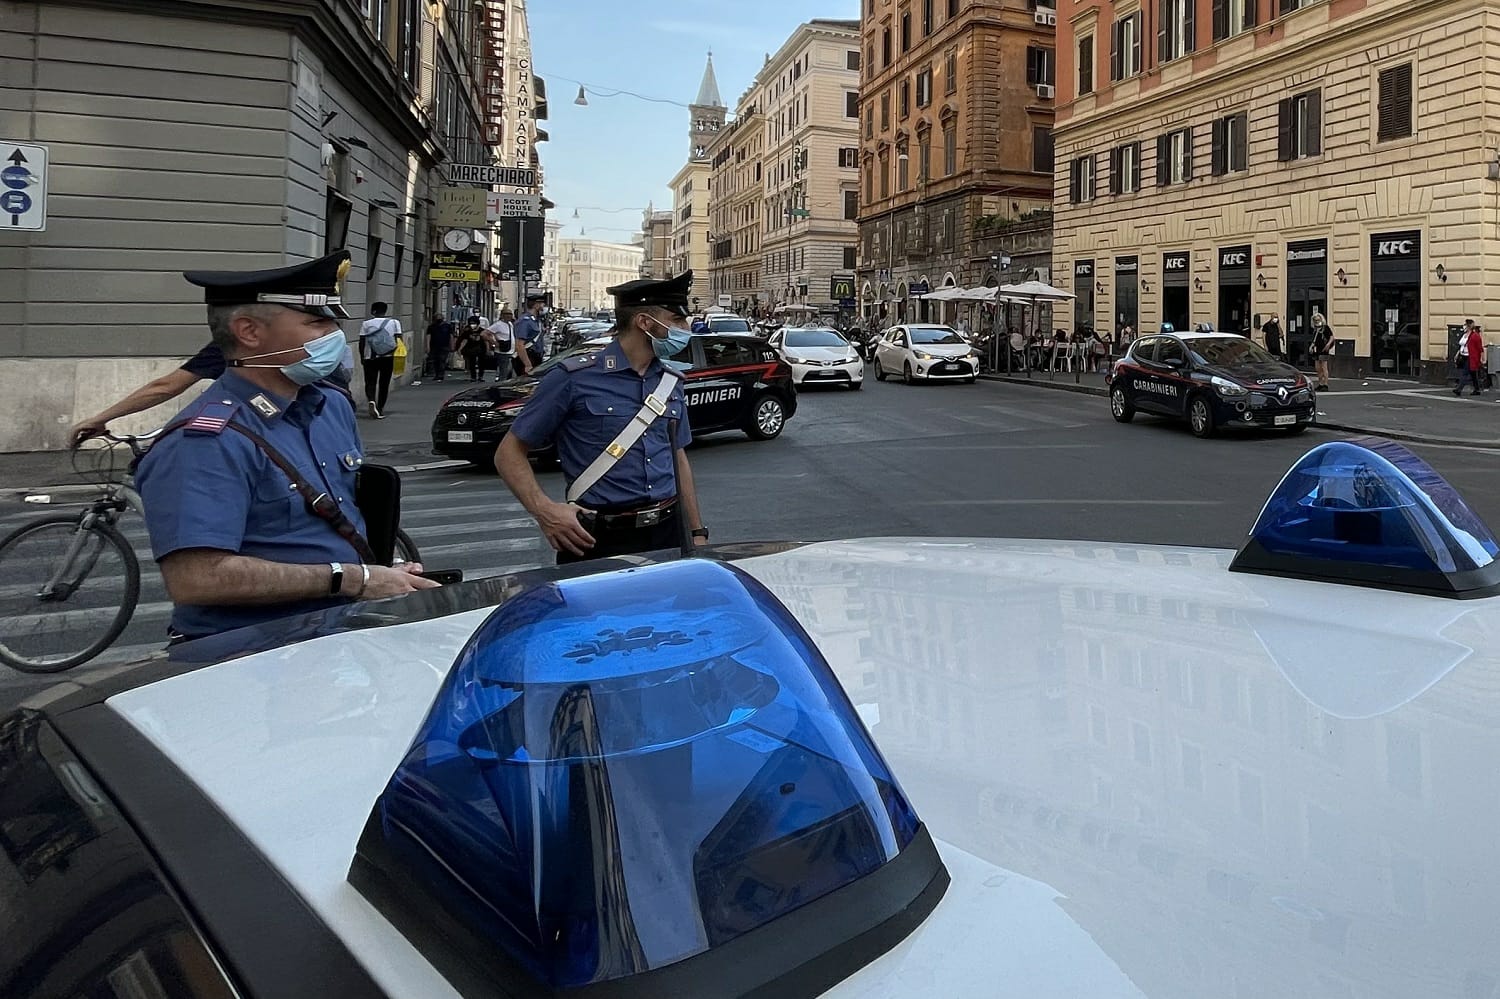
[1274,414,1296,426]
[448,430,474,443]
[939,362,959,372]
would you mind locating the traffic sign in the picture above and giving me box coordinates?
[485,192,542,221]
[1,141,47,231]
[448,163,537,188]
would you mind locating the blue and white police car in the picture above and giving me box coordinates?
[4,438,1498,998]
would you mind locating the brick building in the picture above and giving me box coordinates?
[1053,0,1495,378]
[856,0,1057,323]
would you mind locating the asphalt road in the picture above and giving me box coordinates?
[5,374,1499,706]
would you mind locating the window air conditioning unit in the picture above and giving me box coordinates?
[1036,83,1056,99]
[1034,9,1057,26]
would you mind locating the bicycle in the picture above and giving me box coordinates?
[0,431,156,673]
[0,431,424,674]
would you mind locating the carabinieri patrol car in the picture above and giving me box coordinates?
[1106,331,1315,438]
[432,333,798,466]
[4,439,1499,998]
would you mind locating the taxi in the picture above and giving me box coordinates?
[1107,331,1314,438]
[431,333,798,466]
[5,439,1498,998]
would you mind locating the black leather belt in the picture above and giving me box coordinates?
[591,500,678,530]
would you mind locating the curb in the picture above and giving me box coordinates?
[977,373,1500,449]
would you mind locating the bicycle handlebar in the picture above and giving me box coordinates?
[94,429,164,458]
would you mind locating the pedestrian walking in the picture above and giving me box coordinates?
[359,302,402,419]
[424,313,455,382]
[1261,313,1284,359]
[495,271,707,564]
[1454,321,1486,397]
[1310,312,1335,391]
[515,293,546,372]
[488,308,520,381]
[133,250,439,641]
[456,315,488,382]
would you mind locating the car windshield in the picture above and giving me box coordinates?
[785,330,848,348]
[1187,337,1279,367]
[909,326,965,345]
[708,318,752,332]
[530,345,601,378]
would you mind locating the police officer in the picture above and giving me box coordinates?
[496,271,708,562]
[134,250,438,641]
[515,292,547,372]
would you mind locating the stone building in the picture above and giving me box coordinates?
[556,238,644,314]
[667,56,724,297]
[639,208,674,280]
[706,90,767,312]
[0,0,542,450]
[856,0,1057,323]
[1053,0,1494,378]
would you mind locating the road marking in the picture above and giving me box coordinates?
[911,498,1224,507]
[895,443,1102,452]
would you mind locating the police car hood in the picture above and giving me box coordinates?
[440,377,539,408]
[1197,358,1303,385]
[101,539,1500,998]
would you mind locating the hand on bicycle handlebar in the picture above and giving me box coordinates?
[68,420,108,450]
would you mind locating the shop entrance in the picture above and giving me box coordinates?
[1115,256,1138,341]
[1073,260,1095,333]
[1370,231,1421,378]
[1285,239,1328,368]
[1162,251,1190,331]
[1217,244,1251,335]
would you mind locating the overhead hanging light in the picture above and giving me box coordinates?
[574,85,588,106]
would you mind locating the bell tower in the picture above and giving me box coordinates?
[688,51,726,162]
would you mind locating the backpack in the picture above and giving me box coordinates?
[366,318,398,356]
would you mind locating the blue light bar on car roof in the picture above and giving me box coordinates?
[1231,437,1500,597]
[350,559,947,999]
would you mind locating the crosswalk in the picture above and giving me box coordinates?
[0,469,553,675]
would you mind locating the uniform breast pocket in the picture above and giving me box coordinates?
[582,397,632,441]
[249,472,298,537]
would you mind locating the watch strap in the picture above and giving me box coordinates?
[329,562,344,595]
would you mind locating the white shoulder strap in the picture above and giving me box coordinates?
[566,371,681,504]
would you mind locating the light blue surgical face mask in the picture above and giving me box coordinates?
[648,316,693,360]
[236,328,349,385]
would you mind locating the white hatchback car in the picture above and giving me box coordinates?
[767,326,865,389]
[873,324,979,384]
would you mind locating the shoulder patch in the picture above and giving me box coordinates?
[559,353,601,373]
[182,398,240,436]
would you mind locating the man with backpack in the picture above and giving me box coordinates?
[359,302,402,419]
[488,307,520,381]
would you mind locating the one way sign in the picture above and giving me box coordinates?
[1,141,48,232]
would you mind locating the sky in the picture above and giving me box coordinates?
[530,0,859,244]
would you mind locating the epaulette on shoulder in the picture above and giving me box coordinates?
[181,397,241,436]
[559,353,601,373]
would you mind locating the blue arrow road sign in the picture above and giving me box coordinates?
[1,141,47,230]
[1,165,29,190]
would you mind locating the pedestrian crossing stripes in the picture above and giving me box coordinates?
[0,469,553,682]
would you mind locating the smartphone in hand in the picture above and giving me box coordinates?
[415,569,464,585]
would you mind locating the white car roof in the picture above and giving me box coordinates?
[104,538,1500,997]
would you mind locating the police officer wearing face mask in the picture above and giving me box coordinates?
[497,270,708,562]
[135,250,439,641]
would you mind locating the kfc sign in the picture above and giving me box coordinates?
[1163,253,1189,271]
[1074,260,1094,277]
[1374,237,1419,258]
[1220,251,1247,267]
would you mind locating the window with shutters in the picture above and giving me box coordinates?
[1033,126,1053,173]
[1070,155,1097,204]
[899,79,910,118]
[1157,0,1195,63]
[1211,0,1256,42]
[1111,13,1143,80]
[1377,63,1414,142]
[948,0,958,15]
[901,10,912,51]
[916,68,933,108]
[843,246,857,269]
[1155,127,1193,185]
[945,49,958,94]
[1210,112,1248,174]
[1280,0,1314,12]
[881,90,890,129]
[1078,36,1094,96]
[866,107,874,139]
[1110,142,1142,195]
[838,147,858,168]
[1026,46,1056,87]
[882,25,892,66]
[845,91,859,118]
[1277,89,1322,160]
[918,137,931,180]
[864,160,873,201]
[943,123,957,175]
[844,189,859,219]
[847,49,861,71]
[897,144,909,189]
[880,151,890,198]
[922,0,933,35]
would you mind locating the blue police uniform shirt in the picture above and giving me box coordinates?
[514,313,542,346]
[509,338,691,509]
[135,370,368,638]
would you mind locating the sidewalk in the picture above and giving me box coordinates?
[0,376,464,498]
[980,370,1500,449]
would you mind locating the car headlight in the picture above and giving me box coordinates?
[914,350,933,360]
[1211,376,1248,397]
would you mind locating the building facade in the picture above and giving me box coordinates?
[706,91,766,312]
[856,0,1057,324]
[0,0,542,450]
[539,217,563,302]
[667,57,724,295]
[556,238,645,313]
[640,208,674,279]
[756,19,863,317]
[1053,0,1493,379]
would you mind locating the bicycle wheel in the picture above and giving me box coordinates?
[0,515,140,673]
[393,528,422,565]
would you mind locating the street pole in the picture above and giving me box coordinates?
[515,216,525,311]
